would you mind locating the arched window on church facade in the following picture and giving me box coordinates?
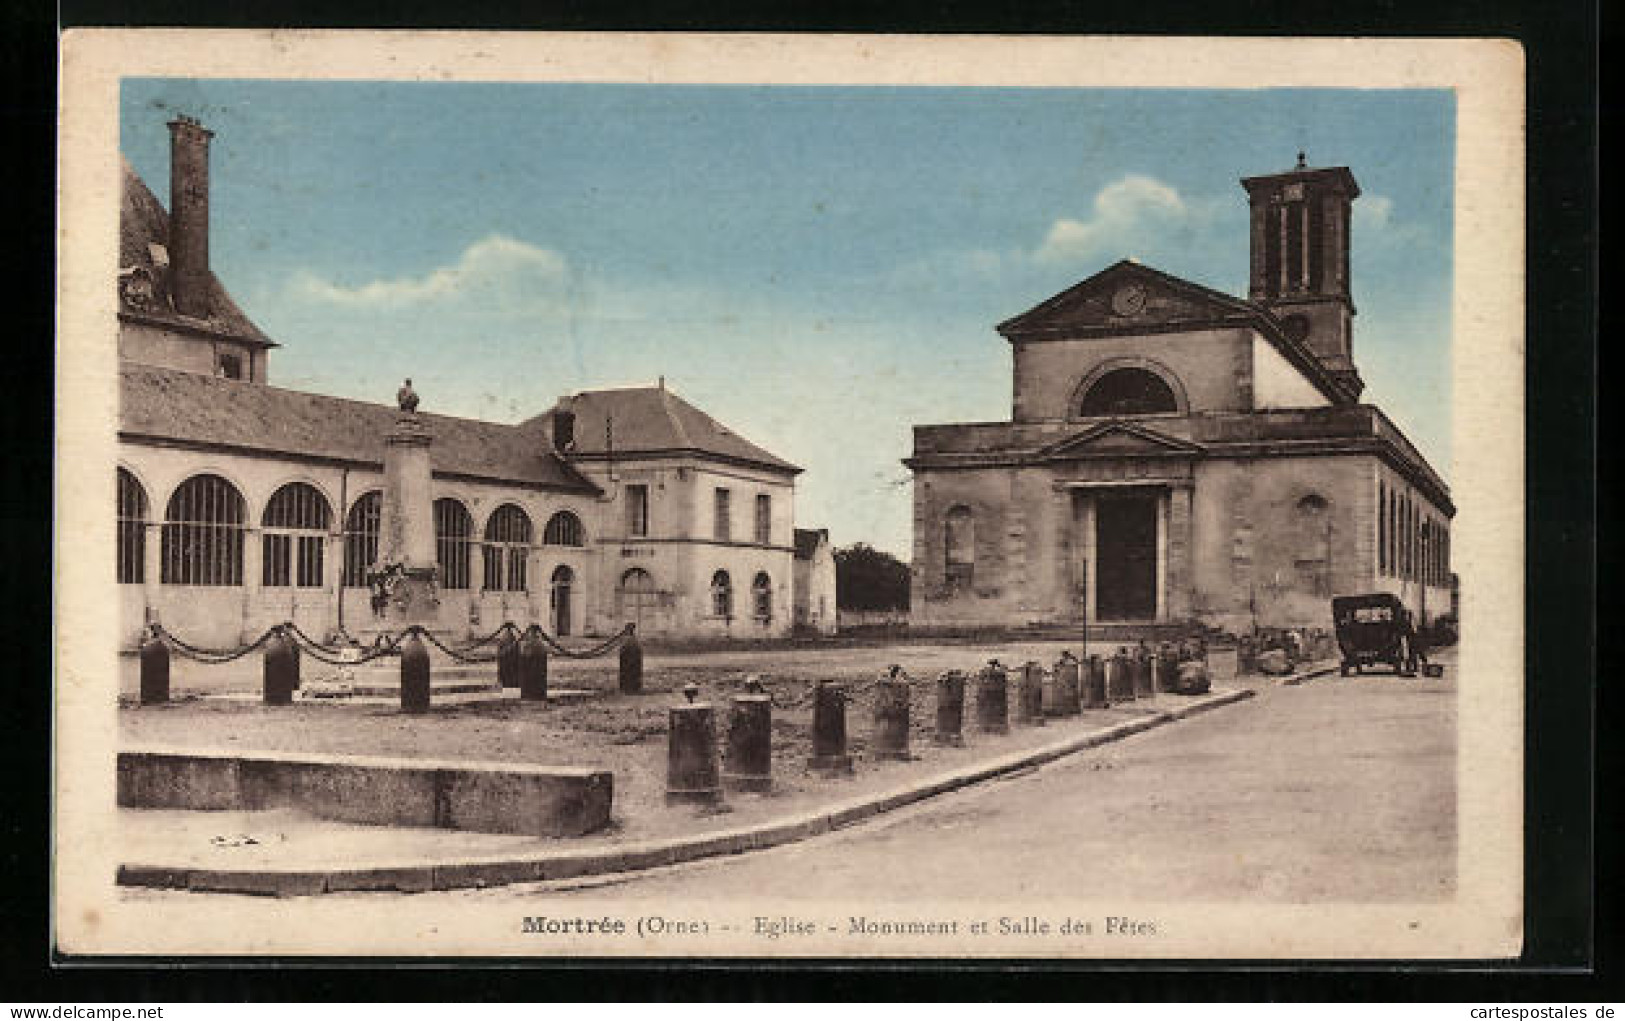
[117,468,147,584]
[434,498,474,590]
[1294,493,1332,597]
[262,482,331,588]
[342,491,381,587]
[482,503,531,593]
[162,473,246,586]
[1077,367,1179,417]
[944,505,975,593]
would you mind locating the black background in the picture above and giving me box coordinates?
[5,0,1601,1001]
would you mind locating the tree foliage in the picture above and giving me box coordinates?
[834,543,910,611]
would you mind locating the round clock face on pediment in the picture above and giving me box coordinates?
[1111,283,1148,316]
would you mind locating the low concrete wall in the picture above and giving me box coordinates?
[118,748,612,837]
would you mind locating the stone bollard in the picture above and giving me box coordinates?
[1133,647,1154,698]
[1107,649,1135,702]
[808,681,854,775]
[871,668,912,760]
[262,627,298,706]
[1047,654,1082,716]
[619,624,644,695]
[1015,661,1046,726]
[496,630,519,689]
[975,661,1009,734]
[1237,636,1258,676]
[519,627,549,701]
[138,627,170,705]
[1081,654,1109,709]
[399,630,431,714]
[1155,643,1178,693]
[668,686,722,805]
[722,693,772,792]
[933,670,966,746]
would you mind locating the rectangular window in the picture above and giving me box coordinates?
[625,484,649,538]
[217,352,243,380]
[1285,202,1304,291]
[714,488,731,542]
[755,494,772,546]
[1378,482,1387,575]
[1263,206,1282,299]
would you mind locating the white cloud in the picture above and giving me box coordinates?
[1035,174,1190,264]
[1355,194,1396,232]
[291,234,570,309]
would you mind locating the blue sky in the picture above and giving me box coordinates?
[122,81,1455,557]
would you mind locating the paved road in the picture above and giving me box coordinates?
[458,655,1457,904]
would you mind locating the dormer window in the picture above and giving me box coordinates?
[216,353,243,380]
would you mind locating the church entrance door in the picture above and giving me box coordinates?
[1095,491,1158,621]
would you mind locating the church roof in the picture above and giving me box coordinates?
[535,386,801,475]
[120,362,599,493]
[995,259,1357,404]
[119,158,277,348]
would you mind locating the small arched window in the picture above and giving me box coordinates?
[434,498,474,590]
[482,503,532,593]
[162,473,246,586]
[1077,367,1179,417]
[262,482,332,588]
[944,505,975,592]
[543,510,584,547]
[117,468,148,584]
[342,491,381,587]
[711,570,733,618]
[752,571,772,621]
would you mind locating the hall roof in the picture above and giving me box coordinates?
[534,386,801,475]
[120,362,599,493]
[794,528,829,561]
[119,158,277,349]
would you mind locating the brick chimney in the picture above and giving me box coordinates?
[167,115,214,319]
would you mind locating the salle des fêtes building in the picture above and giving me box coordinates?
[115,117,835,648]
[906,158,1455,634]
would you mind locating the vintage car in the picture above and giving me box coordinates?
[1331,593,1420,677]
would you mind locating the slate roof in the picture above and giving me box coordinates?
[533,387,801,474]
[120,362,599,493]
[793,528,828,561]
[119,158,276,348]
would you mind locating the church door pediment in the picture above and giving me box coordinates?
[997,260,1258,340]
[1038,421,1204,461]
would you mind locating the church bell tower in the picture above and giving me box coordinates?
[1241,155,1364,397]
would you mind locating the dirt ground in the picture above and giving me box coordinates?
[119,638,1238,849]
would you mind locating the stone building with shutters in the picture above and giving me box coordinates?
[906,158,1455,634]
[116,116,800,648]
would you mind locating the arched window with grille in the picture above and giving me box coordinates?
[262,482,332,588]
[161,473,246,586]
[543,510,584,547]
[944,505,975,592]
[117,468,148,584]
[482,503,532,592]
[1077,367,1180,417]
[434,498,474,590]
[342,491,381,587]
[710,570,733,618]
[1293,493,1332,596]
[751,571,772,621]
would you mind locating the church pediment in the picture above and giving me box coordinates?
[997,260,1260,340]
[1038,421,1204,461]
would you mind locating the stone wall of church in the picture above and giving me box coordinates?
[1188,454,1376,632]
[909,466,1028,626]
[1010,327,1255,422]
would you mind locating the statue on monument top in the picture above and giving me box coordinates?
[397,378,420,413]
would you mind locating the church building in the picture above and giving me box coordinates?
[906,158,1454,634]
[116,116,806,648]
